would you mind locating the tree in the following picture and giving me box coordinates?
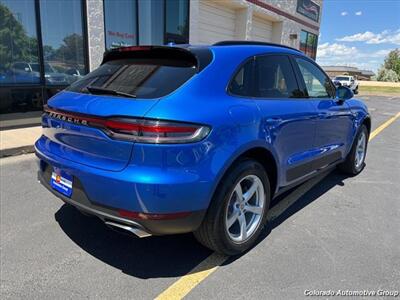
[43,45,56,60]
[376,49,400,82]
[376,68,399,82]
[383,49,400,78]
[54,33,84,64]
[0,3,38,71]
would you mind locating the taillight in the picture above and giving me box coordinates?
[103,118,210,144]
[44,107,210,144]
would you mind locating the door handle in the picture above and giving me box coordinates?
[266,117,283,123]
[318,112,335,119]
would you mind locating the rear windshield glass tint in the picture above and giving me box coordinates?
[67,58,197,99]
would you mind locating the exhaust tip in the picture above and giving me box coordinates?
[105,221,151,238]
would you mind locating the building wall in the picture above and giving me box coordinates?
[86,0,106,71]
[85,0,323,70]
[325,71,361,78]
[325,70,374,81]
[190,0,322,50]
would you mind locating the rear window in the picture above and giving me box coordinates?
[335,76,350,81]
[67,58,197,99]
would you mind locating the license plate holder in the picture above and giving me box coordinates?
[50,168,73,197]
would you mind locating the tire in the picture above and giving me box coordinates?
[338,124,369,175]
[194,159,271,255]
[354,86,359,94]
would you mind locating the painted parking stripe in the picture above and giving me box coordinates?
[155,113,400,300]
[155,172,331,300]
[155,253,227,300]
[369,112,400,141]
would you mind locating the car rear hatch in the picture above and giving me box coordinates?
[40,45,211,171]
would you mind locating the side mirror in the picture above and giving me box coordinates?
[335,86,353,103]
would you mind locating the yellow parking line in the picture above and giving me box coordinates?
[155,172,331,300]
[369,112,400,141]
[156,112,400,300]
[155,253,227,300]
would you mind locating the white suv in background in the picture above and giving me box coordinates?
[333,75,359,94]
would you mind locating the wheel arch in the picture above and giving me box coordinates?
[362,115,371,134]
[210,144,280,203]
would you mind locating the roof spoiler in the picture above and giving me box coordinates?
[101,45,212,72]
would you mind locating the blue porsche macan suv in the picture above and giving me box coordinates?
[36,41,370,255]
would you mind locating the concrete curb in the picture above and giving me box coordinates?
[0,145,35,158]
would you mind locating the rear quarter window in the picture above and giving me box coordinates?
[229,59,254,97]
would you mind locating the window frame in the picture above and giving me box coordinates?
[0,0,89,89]
[253,54,303,100]
[0,0,42,88]
[103,0,140,49]
[300,30,318,60]
[226,55,256,99]
[38,0,89,89]
[227,53,307,100]
[164,0,190,44]
[289,54,336,99]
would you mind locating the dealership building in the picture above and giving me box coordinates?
[322,66,375,81]
[0,0,322,129]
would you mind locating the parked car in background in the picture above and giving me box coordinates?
[333,75,359,94]
[9,62,79,85]
[36,42,370,255]
[332,78,342,88]
[65,68,84,79]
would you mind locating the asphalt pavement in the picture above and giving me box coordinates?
[1,95,399,299]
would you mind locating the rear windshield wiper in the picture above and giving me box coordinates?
[86,86,136,98]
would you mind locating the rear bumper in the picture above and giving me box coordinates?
[35,136,215,214]
[37,167,206,236]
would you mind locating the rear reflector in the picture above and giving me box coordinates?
[44,107,210,144]
[118,209,191,220]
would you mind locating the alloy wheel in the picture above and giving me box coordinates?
[355,131,367,169]
[225,175,265,243]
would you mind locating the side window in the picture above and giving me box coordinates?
[229,59,253,97]
[295,58,334,98]
[254,55,301,98]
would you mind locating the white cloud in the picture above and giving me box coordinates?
[317,42,358,58]
[341,11,348,16]
[316,42,394,72]
[368,49,392,57]
[336,29,400,45]
[355,11,362,16]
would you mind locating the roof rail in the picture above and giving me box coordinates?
[213,40,301,53]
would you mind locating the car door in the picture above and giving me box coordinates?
[252,54,319,187]
[292,56,354,169]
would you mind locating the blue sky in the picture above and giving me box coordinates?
[316,0,400,72]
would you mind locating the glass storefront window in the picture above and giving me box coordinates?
[39,0,86,85]
[0,0,40,85]
[104,0,138,49]
[299,30,307,55]
[300,30,318,60]
[103,0,190,47]
[165,0,189,44]
[138,0,164,45]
